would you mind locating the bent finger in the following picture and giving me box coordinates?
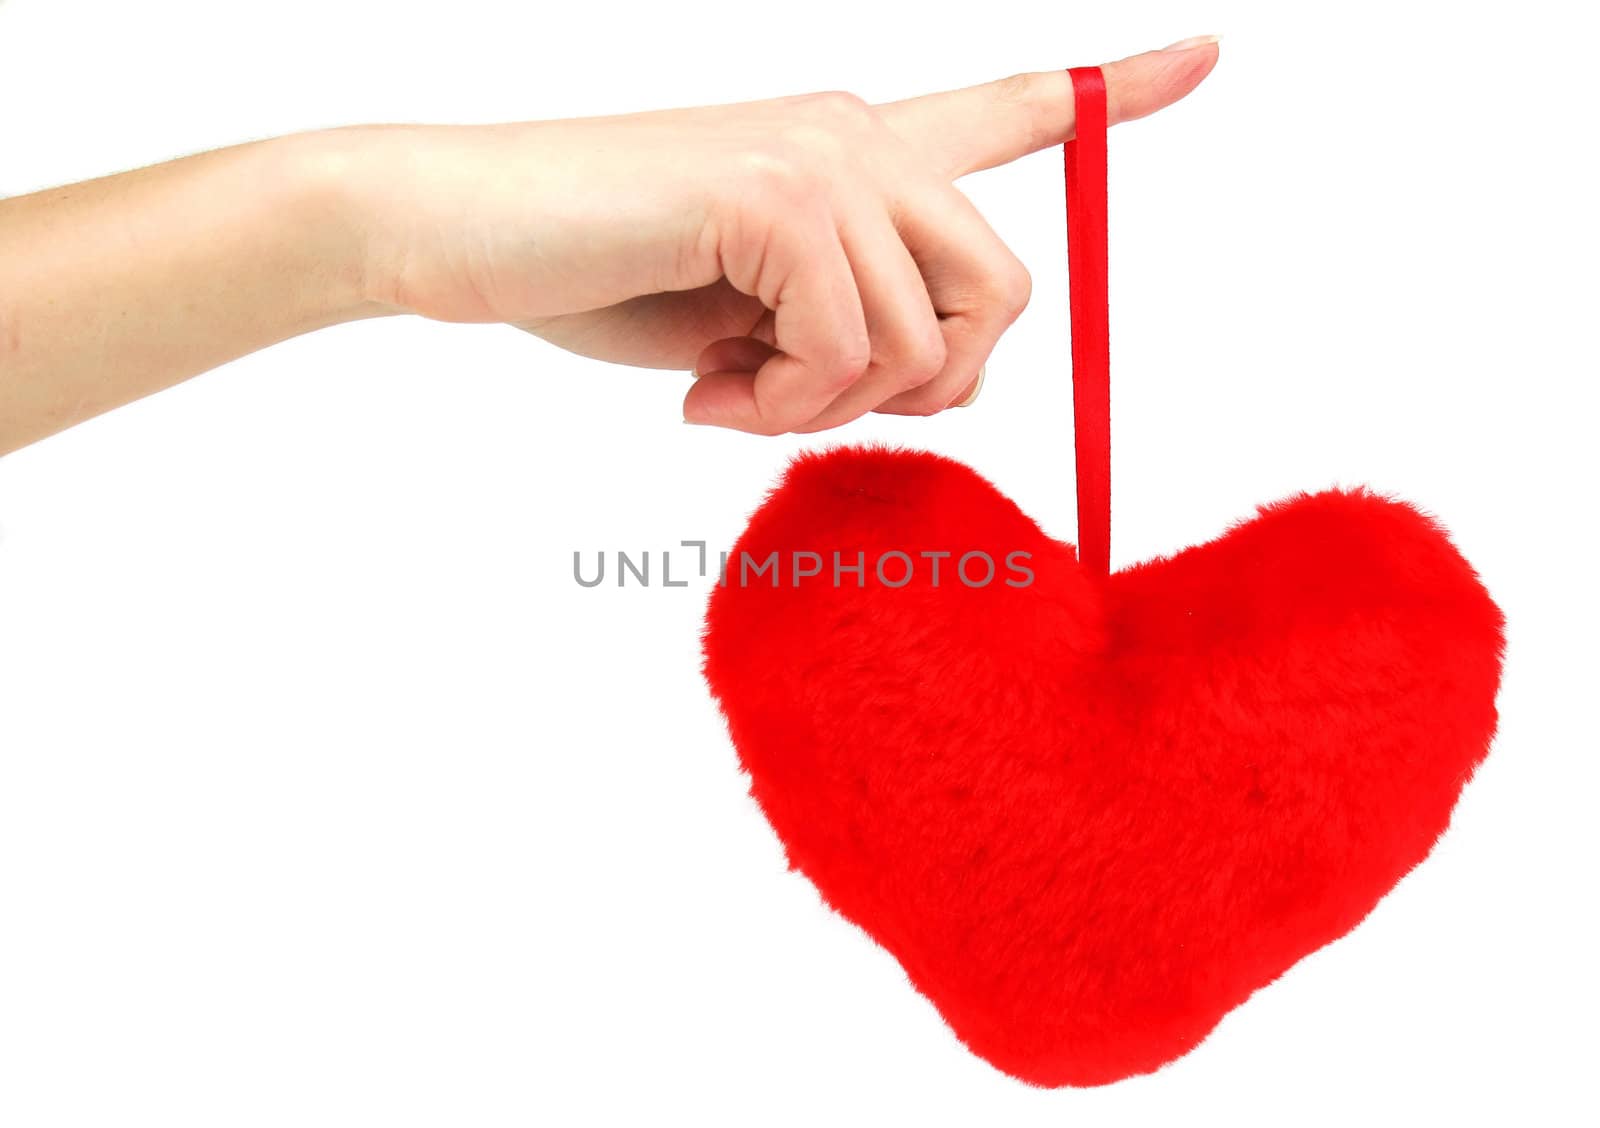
[682,220,870,434]
[794,205,946,433]
[877,180,1031,415]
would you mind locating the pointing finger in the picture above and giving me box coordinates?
[875,37,1220,181]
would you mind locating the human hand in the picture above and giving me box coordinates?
[348,39,1215,434]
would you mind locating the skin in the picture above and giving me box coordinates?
[0,38,1218,456]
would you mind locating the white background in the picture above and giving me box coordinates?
[2,0,1596,1123]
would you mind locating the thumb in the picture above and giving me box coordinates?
[875,36,1221,180]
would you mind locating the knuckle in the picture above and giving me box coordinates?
[898,332,948,389]
[991,70,1050,153]
[804,89,873,123]
[993,70,1039,107]
[997,259,1033,317]
[772,93,875,165]
[735,148,822,203]
[829,344,873,389]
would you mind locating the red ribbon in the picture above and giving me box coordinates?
[1064,66,1110,578]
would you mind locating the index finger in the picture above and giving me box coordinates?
[875,37,1221,180]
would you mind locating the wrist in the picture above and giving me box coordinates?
[263,127,407,326]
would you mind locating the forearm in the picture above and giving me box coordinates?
[0,129,390,455]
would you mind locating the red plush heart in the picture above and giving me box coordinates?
[702,444,1503,1087]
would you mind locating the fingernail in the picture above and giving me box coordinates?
[1161,34,1221,52]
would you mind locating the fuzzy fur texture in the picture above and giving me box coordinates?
[702,445,1505,1087]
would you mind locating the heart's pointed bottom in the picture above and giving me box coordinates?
[703,444,1505,1087]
